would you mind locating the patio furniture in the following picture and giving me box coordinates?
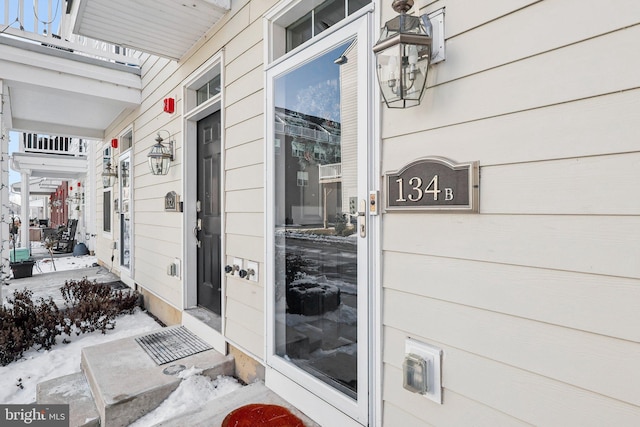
[51,219,78,253]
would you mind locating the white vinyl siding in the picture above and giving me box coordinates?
[90,0,640,425]
[221,6,267,358]
[380,0,640,425]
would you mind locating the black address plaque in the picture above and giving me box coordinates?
[385,157,479,212]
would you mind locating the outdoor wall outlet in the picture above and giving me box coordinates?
[245,260,258,282]
[404,338,443,404]
[166,259,181,277]
[173,257,181,278]
[110,241,117,249]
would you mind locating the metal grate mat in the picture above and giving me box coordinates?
[136,326,212,365]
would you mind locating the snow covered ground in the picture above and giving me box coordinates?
[32,253,98,275]
[0,254,242,425]
[0,308,162,404]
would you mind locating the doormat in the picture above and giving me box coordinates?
[135,326,212,365]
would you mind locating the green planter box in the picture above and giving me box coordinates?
[10,248,31,262]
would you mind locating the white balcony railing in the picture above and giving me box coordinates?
[1,0,140,66]
[275,122,340,144]
[22,133,87,157]
[319,163,342,181]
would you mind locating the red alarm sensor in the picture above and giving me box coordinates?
[163,98,175,114]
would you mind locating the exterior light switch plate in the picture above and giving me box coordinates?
[405,338,443,404]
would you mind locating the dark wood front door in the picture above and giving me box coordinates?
[197,111,222,316]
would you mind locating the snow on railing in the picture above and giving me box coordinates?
[1,0,140,66]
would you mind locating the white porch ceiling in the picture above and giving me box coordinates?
[72,0,231,60]
[0,35,141,139]
[11,152,87,181]
[11,178,65,196]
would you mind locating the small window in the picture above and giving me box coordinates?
[297,171,309,187]
[196,75,222,106]
[121,130,133,151]
[102,147,112,186]
[103,190,111,233]
[285,0,371,52]
[313,145,327,162]
[291,141,305,158]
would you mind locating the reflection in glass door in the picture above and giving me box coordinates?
[119,154,131,270]
[272,34,365,405]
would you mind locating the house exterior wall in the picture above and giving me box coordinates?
[92,0,640,425]
[96,0,277,330]
[381,1,640,425]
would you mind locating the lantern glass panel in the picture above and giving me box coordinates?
[147,143,172,175]
[374,13,433,108]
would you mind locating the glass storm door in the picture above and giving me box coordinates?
[268,17,372,423]
[119,153,131,271]
[197,111,222,319]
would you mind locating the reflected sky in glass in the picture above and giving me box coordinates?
[275,42,352,123]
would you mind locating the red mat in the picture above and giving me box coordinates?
[221,403,305,427]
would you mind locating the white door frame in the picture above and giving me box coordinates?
[117,148,134,284]
[182,54,226,353]
[264,13,378,426]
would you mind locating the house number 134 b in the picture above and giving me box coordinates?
[395,176,454,202]
[385,157,478,212]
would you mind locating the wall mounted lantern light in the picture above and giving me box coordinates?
[147,131,175,176]
[373,1,444,108]
[102,162,118,187]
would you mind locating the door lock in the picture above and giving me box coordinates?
[369,191,379,215]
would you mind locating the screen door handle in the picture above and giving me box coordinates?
[358,199,366,238]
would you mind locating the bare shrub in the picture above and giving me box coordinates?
[0,279,139,366]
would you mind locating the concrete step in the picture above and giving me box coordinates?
[153,381,320,427]
[81,326,234,427]
[36,372,100,427]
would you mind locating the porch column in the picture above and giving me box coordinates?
[0,82,10,283]
[86,143,97,252]
[43,195,50,222]
[20,171,30,248]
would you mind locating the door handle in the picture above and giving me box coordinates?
[193,219,202,248]
[358,199,366,238]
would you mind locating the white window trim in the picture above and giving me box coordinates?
[263,0,375,69]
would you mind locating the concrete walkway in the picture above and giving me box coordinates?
[3,257,320,426]
[2,261,119,307]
